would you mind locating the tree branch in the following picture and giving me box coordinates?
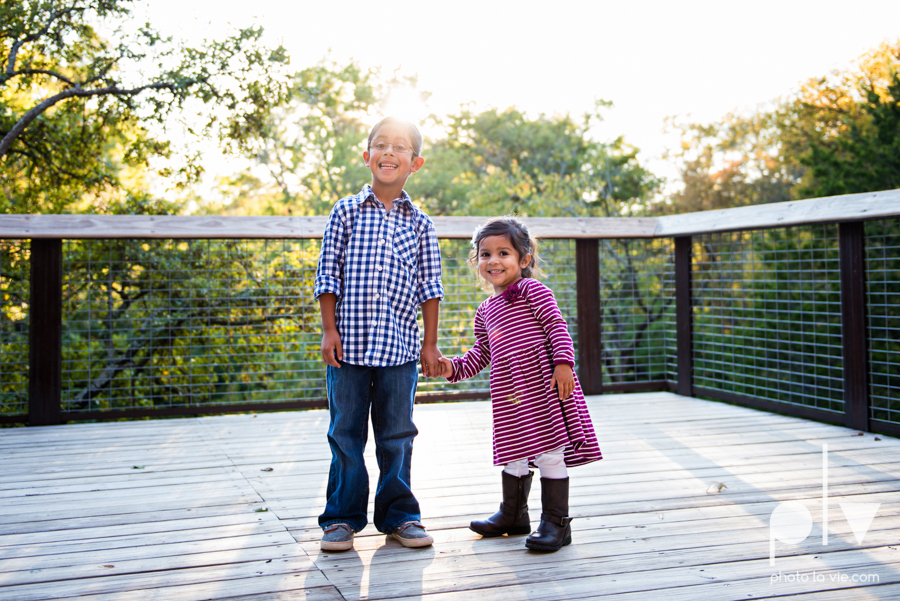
[6,5,83,76]
[0,81,181,158]
[1,68,76,86]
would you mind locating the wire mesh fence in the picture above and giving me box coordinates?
[60,239,324,412]
[51,238,584,408]
[0,240,30,418]
[2,218,898,426]
[599,238,676,386]
[691,225,845,413]
[866,218,900,425]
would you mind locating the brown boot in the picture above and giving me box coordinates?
[525,477,572,552]
[470,471,533,537]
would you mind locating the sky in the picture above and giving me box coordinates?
[142,0,900,186]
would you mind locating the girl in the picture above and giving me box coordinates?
[436,217,602,552]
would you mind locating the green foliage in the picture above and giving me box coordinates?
[412,105,661,217]
[598,239,674,384]
[799,75,900,197]
[58,237,324,412]
[662,39,900,212]
[660,110,800,214]
[692,226,845,411]
[214,61,661,219]
[866,219,900,421]
[0,0,288,213]
[212,60,381,215]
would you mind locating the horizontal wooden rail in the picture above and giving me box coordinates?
[1,188,898,240]
[0,215,658,239]
[654,189,900,236]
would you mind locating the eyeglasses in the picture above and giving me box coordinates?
[369,142,415,155]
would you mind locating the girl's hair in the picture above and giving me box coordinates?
[469,216,542,280]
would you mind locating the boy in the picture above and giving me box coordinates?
[314,117,443,552]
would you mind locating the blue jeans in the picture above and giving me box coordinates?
[319,360,421,534]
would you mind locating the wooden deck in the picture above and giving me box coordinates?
[1,392,899,600]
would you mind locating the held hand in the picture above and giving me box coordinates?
[550,364,575,400]
[420,343,442,378]
[436,357,454,379]
[321,329,343,368]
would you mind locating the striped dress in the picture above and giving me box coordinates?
[449,278,603,468]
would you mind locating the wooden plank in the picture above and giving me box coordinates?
[0,215,659,240]
[430,216,659,239]
[0,493,265,525]
[6,190,898,242]
[0,522,294,565]
[0,543,307,587]
[0,511,281,549]
[0,215,329,240]
[654,188,900,237]
[1,392,898,601]
[378,547,900,601]
[0,556,326,601]
[0,503,270,536]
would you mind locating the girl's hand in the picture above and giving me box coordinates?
[550,364,575,400]
[437,357,454,378]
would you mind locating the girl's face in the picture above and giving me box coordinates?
[477,235,532,294]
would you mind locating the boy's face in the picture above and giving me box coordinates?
[363,123,425,190]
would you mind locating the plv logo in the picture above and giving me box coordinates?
[769,443,880,565]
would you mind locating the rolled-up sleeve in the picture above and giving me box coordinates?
[314,205,347,300]
[416,217,443,305]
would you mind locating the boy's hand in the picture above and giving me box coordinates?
[420,343,442,378]
[550,364,575,400]
[321,329,343,368]
[437,357,454,379]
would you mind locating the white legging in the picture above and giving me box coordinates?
[503,447,568,480]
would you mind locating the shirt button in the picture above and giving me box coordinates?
[376,265,383,271]
[375,293,380,299]
[379,239,385,244]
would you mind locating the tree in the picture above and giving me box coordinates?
[798,74,900,197]
[660,39,900,213]
[658,109,800,214]
[0,0,288,213]
[412,105,661,218]
[210,60,383,216]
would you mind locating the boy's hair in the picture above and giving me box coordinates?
[468,216,542,280]
[367,117,423,157]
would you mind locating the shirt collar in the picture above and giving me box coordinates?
[359,184,411,208]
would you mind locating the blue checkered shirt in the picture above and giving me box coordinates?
[314,184,444,366]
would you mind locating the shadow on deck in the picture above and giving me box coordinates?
[1,392,899,600]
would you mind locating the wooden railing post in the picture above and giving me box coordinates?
[28,238,62,426]
[576,239,603,395]
[674,236,693,396]
[839,222,869,431]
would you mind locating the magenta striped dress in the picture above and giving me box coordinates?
[449,278,603,468]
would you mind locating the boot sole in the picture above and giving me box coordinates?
[469,524,532,537]
[525,534,572,552]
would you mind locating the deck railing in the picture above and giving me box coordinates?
[1,190,898,435]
